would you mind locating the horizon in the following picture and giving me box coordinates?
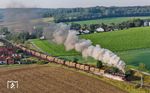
[0,0,150,8]
[0,5,150,9]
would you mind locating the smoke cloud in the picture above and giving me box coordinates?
[43,23,126,72]
[3,1,42,33]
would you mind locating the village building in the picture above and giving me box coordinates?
[96,27,105,32]
[80,29,90,34]
[144,21,150,26]
[40,36,45,40]
[0,46,21,64]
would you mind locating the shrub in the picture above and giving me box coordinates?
[36,60,48,64]
[73,58,78,63]
[96,61,103,68]
[125,70,134,80]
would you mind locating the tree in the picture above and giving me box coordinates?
[96,61,103,68]
[70,23,81,30]
[89,24,100,33]
[33,26,43,38]
[125,70,134,80]
[16,49,23,54]
[101,23,107,31]
[73,58,78,63]
[0,27,9,35]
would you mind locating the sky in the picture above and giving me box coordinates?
[0,0,150,8]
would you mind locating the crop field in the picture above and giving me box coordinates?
[69,16,150,25]
[81,27,150,52]
[30,27,150,72]
[31,17,54,23]
[117,48,150,72]
[0,64,127,93]
[30,39,79,56]
[81,27,150,72]
[30,39,97,65]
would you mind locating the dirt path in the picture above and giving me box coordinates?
[0,65,127,93]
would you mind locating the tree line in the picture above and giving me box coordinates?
[41,6,150,22]
[70,19,145,33]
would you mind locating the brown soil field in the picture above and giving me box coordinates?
[0,64,127,93]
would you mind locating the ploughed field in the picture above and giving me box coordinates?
[0,64,126,93]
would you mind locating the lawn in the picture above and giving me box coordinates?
[69,16,150,25]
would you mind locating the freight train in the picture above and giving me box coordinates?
[15,44,125,81]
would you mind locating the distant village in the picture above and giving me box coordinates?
[71,19,150,35]
[0,41,22,64]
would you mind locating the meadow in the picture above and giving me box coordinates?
[31,39,79,56]
[117,48,150,72]
[81,27,150,52]
[30,27,150,72]
[81,27,150,72]
[69,16,150,25]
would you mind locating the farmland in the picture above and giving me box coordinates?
[117,48,150,72]
[30,27,150,72]
[81,27,150,72]
[81,27,150,52]
[0,64,127,93]
[69,16,150,25]
[29,39,97,65]
[30,39,79,56]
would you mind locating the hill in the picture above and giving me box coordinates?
[81,27,150,52]
[81,27,150,72]
[30,27,150,72]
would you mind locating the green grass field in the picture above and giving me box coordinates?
[69,16,150,25]
[117,49,150,72]
[81,27,150,72]
[30,39,79,56]
[81,27,150,52]
[30,39,97,65]
[30,27,150,72]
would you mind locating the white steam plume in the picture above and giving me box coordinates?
[44,23,126,72]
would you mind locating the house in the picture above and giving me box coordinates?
[40,36,45,40]
[96,27,104,32]
[144,21,150,26]
[0,46,21,64]
[79,29,90,34]
[0,42,4,46]
[0,35,6,38]
[6,57,15,64]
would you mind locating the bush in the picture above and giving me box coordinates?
[20,59,37,64]
[96,61,103,68]
[36,60,48,64]
[73,58,78,63]
[125,70,134,80]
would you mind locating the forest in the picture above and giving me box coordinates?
[41,6,150,22]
